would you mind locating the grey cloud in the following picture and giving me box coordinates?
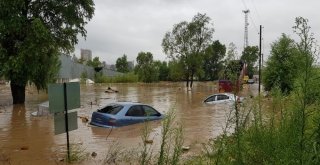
[75,0,320,64]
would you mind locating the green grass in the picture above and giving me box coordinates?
[66,144,89,163]
[157,109,184,165]
[184,85,320,165]
[139,122,153,165]
[95,72,138,83]
[102,141,125,165]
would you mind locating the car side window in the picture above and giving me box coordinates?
[217,95,229,101]
[143,105,160,116]
[224,95,230,100]
[205,96,216,102]
[126,105,145,117]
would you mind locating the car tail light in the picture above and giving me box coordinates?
[107,118,116,126]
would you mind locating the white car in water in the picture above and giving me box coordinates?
[203,93,243,104]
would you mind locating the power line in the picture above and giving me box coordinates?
[250,0,262,25]
[241,0,248,10]
[249,0,261,33]
[249,15,259,34]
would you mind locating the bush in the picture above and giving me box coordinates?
[94,72,138,83]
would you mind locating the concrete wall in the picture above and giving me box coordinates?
[58,54,95,80]
[58,54,123,82]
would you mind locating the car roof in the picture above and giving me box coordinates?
[117,101,142,105]
[205,93,237,99]
[106,102,146,106]
[213,93,234,96]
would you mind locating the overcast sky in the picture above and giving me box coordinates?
[74,0,319,64]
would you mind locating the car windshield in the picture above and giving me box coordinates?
[204,96,215,102]
[98,104,123,114]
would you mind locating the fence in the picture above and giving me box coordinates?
[57,54,122,82]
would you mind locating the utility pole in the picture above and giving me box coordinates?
[243,10,250,50]
[259,25,262,94]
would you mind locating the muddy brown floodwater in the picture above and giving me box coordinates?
[0,82,255,165]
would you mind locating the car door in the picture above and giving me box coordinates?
[125,105,146,125]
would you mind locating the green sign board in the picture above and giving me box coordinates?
[48,82,80,113]
[66,82,80,110]
[54,111,78,135]
[48,84,64,113]
[49,82,81,158]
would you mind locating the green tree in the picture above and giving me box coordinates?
[224,60,243,81]
[80,71,88,84]
[162,13,214,89]
[240,46,259,78]
[168,60,184,81]
[86,57,102,68]
[86,57,103,82]
[292,16,320,164]
[77,58,86,64]
[135,52,157,83]
[116,54,129,73]
[263,34,301,94]
[154,60,169,81]
[226,42,237,62]
[202,40,226,80]
[222,42,239,79]
[0,0,95,104]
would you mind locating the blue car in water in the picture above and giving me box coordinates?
[90,102,164,128]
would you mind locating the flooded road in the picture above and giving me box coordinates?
[0,82,254,164]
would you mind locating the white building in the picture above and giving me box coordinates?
[80,49,92,61]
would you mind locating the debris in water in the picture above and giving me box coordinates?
[20,146,29,150]
[91,152,97,158]
[105,87,118,93]
[182,146,190,151]
[144,139,153,144]
[79,116,89,123]
[100,97,111,99]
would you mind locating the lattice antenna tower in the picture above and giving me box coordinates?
[243,10,250,50]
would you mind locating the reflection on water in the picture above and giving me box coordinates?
[0,82,252,164]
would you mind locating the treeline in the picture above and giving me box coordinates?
[82,13,259,84]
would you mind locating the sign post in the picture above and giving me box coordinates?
[49,82,80,161]
[63,83,70,160]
